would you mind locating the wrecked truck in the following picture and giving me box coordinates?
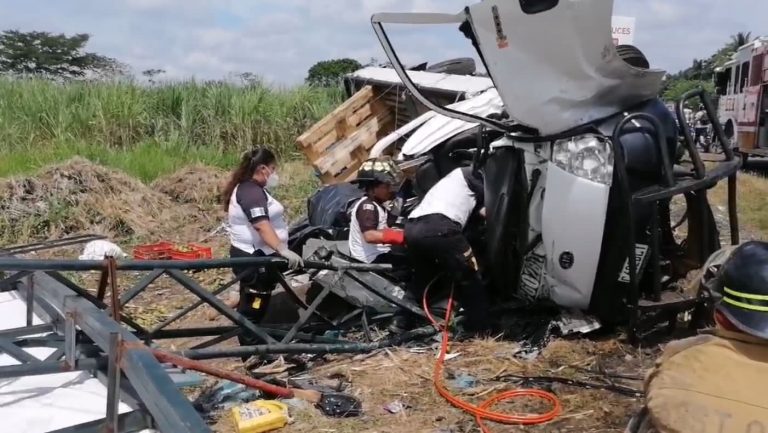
[292,0,741,342]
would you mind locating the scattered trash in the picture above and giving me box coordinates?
[440,352,462,361]
[78,239,127,260]
[193,380,262,420]
[282,398,312,411]
[497,308,558,360]
[231,400,290,433]
[317,393,363,418]
[249,356,295,377]
[447,373,477,390]
[555,310,602,335]
[383,400,411,414]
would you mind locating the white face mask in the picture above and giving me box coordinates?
[265,170,279,189]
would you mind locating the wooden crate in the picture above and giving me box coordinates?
[296,85,396,184]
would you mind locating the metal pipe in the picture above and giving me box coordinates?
[0,257,392,272]
[178,326,438,360]
[146,326,348,345]
[0,234,106,256]
[0,357,105,379]
[0,323,53,339]
[728,174,740,245]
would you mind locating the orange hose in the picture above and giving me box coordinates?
[423,286,561,432]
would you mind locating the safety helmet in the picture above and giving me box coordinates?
[706,241,768,339]
[353,157,403,188]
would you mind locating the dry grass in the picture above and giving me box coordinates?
[0,157,207,243]
[152,165,229,206]
[204,337,654,433]
[709,169,768,240]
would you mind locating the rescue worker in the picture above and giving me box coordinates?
[389,165,489,335]
[221,147,304,346]
[694,104,710,152]
[625,241,768,433]
[348,157,407,265]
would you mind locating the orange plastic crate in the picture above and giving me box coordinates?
[133,242,174,260]
[169,243,213,261]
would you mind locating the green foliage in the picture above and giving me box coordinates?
[662,32,752,102]
[0,30,126,79]
[0,77,344,179]
[662,79,715,105]
[306,58,362,87]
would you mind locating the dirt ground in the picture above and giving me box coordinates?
[7,157,767,433]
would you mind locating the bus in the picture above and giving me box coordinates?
[714,36,768,162]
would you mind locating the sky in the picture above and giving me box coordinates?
[0,0,765,85]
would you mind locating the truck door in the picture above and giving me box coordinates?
[759,86,768,148]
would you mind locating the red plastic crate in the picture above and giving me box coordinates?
[169,243,213,261]
[133,242,174,260]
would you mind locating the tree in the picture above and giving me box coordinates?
[662,79,715,105]
[0,30,123,79]
[306,58,362,87]
[142,68,166,84]
[729,32,752,51]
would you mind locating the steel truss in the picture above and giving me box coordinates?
[0,247,432,433]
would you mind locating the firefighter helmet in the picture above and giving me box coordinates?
[710,241,768,339]
[353,157,402,187]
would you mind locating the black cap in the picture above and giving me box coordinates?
[717,241,768,339]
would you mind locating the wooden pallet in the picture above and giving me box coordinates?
[296,85,396,184]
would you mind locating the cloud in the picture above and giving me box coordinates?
[0,0,766,85]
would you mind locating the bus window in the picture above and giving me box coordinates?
[751,55,764,86]
[715,67,732,95]
[740,61,750,93]
[734,64,742,94]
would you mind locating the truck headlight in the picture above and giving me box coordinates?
[552,135,614,186]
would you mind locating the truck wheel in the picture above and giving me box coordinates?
[616,44,649,69]
[426,58,476,75]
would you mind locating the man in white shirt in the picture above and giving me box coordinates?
[389,166,490,335]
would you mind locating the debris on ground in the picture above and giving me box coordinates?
[383,400,411,414]
[151,164,228,206]
[194,380,264,421]
[78,239,127,260]
[446,373,477,391]
[231,400,290,433]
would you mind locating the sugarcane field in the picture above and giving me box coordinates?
[1,1,768,433]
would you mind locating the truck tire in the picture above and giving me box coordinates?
[616,44,649,70]
[426,58,476,75]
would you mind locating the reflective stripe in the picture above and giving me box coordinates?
[723,296,768,312]
[725,287,768,301]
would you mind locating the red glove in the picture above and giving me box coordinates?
[382,228,406,246]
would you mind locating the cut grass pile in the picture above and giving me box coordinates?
[0,158,318,245]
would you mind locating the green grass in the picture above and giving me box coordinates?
[0,77,343,180]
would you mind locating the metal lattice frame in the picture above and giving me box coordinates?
[0,250,432,433]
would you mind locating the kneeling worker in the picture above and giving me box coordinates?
[626,241,768,433]
[348,158,407,264]
[390,165,489,334]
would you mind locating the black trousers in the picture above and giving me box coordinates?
[229,245,280,347]
[402,214,491,331]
